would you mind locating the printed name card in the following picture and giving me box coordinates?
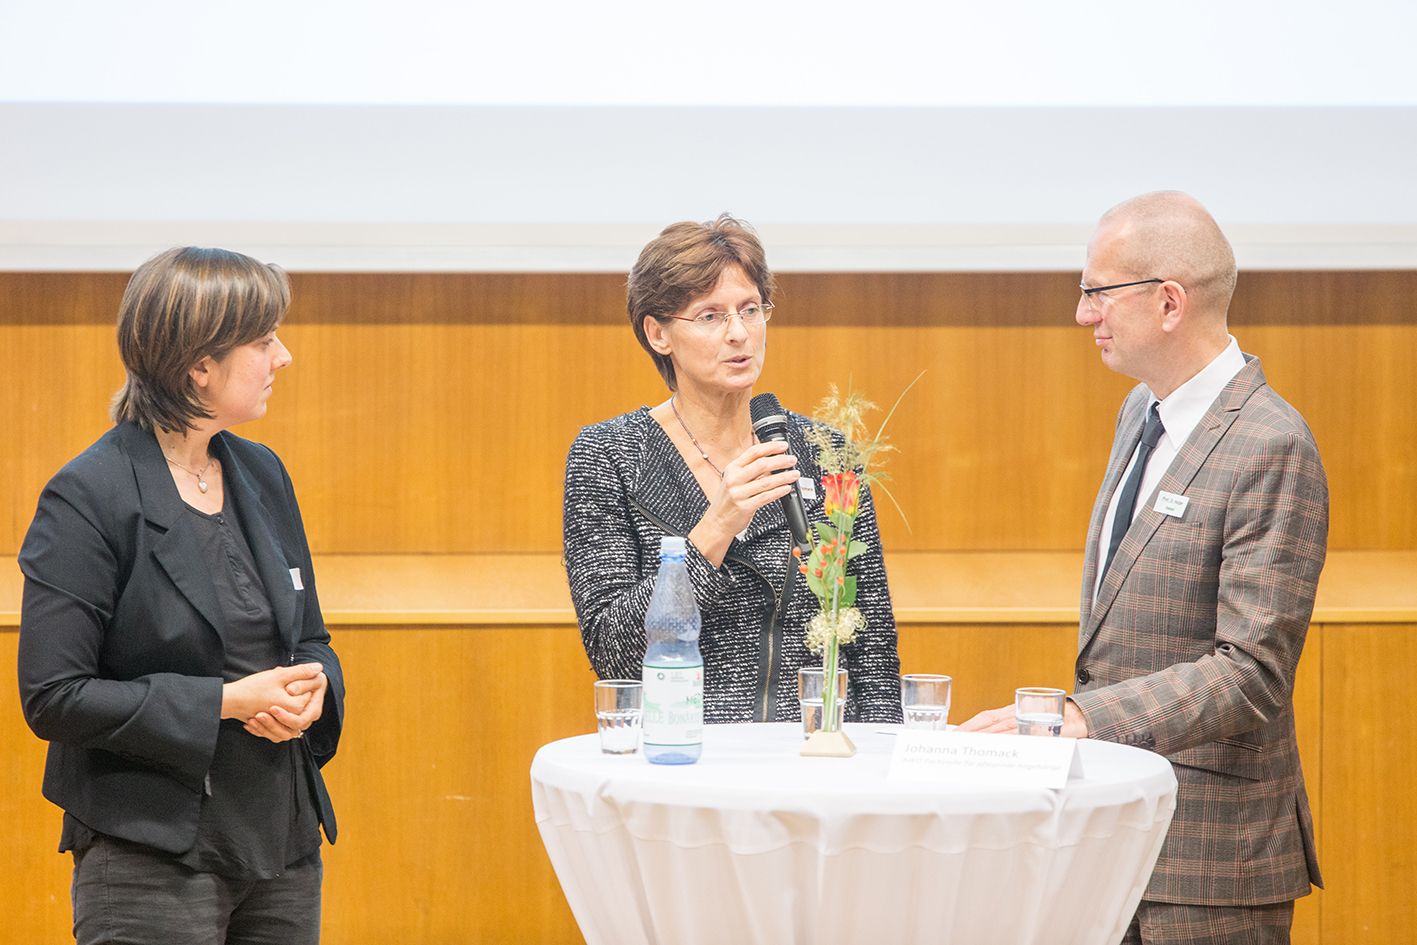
[1154,491,1190,518]
[887,730,1084,789]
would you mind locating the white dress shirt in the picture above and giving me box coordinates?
[1092,336,1247,604]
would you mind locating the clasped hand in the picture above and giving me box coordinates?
[221,663,327,744]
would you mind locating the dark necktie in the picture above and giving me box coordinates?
[1100,402,1165,584]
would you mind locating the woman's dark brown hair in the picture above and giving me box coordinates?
[627,213,776,390]
[111,246,290,432]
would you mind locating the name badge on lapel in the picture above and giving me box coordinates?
[289,568,304,590]
[799,479,817,500]
[1154,491,1190,518]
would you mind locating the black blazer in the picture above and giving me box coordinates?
[17,421,343,855]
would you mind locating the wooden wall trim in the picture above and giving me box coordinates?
[3,271,1416,326]
[5,552,1413,628]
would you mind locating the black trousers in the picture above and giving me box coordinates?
[71,836,322,945]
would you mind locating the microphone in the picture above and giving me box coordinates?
[750,393,812,553]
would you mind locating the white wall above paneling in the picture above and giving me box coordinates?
[2,105,1415,271]
[4,1,1416,271]
[6,221,1417,274]
[3,1,1415,107]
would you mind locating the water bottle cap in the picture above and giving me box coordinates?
[659,536,687,557]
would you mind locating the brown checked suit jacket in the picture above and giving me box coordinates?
[1071,354,1327,906]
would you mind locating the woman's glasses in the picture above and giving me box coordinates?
[665,302,774,332]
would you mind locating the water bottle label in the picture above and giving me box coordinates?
[641,662,704,746]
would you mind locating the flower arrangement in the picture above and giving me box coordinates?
[795,376,918,756]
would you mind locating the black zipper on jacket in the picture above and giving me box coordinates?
[629,496,790,722]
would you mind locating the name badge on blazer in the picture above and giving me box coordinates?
[1155,491,1190,518]
[799,479,817,500]
[290,568,304,590]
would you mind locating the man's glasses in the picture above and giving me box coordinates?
[665,302,774,332]
[1079,279,1164,313]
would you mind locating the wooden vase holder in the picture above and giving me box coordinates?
[800,729,857,757]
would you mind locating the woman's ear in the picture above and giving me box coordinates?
[189,355,215,390]
[644,316,673,355]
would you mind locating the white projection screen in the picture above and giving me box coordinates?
[2,0,1415,271]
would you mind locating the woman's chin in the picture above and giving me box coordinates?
[721,363,762,386]
[717,375,760,396]
[228,406,270,428]
[679,371,759,395]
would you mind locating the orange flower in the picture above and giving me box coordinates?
[823,471,861,518]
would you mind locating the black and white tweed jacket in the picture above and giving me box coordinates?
[563,406,902,724]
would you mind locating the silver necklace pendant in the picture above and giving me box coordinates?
[164,451,212,493]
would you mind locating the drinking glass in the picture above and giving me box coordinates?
[1015,687,1067,737]
[798,667,849,739]
[594,680,643,754]
[901,674,952,730]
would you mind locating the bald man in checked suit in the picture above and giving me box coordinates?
[963,192,1326,944]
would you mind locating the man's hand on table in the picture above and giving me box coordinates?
[957,700,1089,738]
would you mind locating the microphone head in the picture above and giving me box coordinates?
[750,393,786,433]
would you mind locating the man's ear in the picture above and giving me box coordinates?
[644,316,673,355]
[1159,281,1188,334]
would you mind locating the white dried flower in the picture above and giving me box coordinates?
[804,607,866,654]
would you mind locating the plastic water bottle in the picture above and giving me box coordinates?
[642,536,704,764]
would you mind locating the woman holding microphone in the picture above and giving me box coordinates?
[563,214,901,724]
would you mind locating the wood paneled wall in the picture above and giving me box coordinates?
[2,271,1415,555]
[3,269,1413,943]
[10,619,1407,944]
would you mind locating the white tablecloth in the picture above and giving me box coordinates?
[531,722,1176,945]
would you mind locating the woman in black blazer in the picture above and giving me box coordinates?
[17,247,343,945]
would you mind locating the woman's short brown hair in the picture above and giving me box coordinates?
[628,213,776,391]
[111,246,291,433]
